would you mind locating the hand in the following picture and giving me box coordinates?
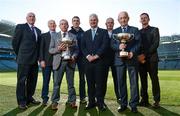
[138,54,146,64]
[128,52,133,59]
[58,43,66,51]
[119,43,126,50]
[93,55,99,60]
[40,61,46,68]
[87,55,94,62]
[69,56,76,64]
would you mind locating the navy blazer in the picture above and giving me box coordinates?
[81,27,109,61]
[111,26,141,66]
[12,23,41,64]
[39,32,53,66]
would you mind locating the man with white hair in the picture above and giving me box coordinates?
[12,12,41,110]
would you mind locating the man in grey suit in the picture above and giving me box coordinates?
[49,19,79,110]
[111,11,141,113]
[12,12,41,110]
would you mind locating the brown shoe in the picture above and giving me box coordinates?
[70,102,77,109]
[51,103,58,110]
[152,102,160,108]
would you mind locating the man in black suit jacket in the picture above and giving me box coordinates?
[111,11,141,113]
[138,13,160,108]
[12,12,41,110]
[103,17,120,103]
[81,13,108,111]
[39,20,56,106]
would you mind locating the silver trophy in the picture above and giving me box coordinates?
[60,37,75,60]
[113,33,134,57]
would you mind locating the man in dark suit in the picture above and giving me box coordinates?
[49,19,79,110]
[39,20,56,106]
[138,13,160,108]
[111,11,140,113]
[103,17,120,103]
[69,16,86,104]
[81,13,108,111]
[12,12,41,110]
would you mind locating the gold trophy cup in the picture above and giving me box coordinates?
[113,33,134,57]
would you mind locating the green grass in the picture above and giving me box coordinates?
[0,70,180,116]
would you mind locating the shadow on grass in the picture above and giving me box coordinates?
[28,105,46,116]
[62,103,77,116]
[77,103,99,116]
[117,107,144,116]
[42,105,57,116]
[3,107,25,116]
[148,106,180,116]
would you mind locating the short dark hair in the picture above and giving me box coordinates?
[140,13,150,19]
[72,16,80,21]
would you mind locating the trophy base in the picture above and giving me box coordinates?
[63,56,71,60]
[119,51,128,57]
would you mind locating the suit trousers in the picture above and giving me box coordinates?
[16,63,38,105]
[85,60,104,106]
[139,61,160,102]
[77,57,86,100]
[51,61,76,103]
[116,64,139,108]
[41,66,53,102]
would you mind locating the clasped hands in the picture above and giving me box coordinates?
[86,54,99,62]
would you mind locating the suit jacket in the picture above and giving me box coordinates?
[140,26,159,62]
[49,32,79,70]
[12,23,41,64]
[39,32,53,66]
[81,27,109,64]
[111,26,141,66]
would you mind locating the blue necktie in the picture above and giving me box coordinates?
[92,29,96,41]
[63,32,66,38]
[122,27,127,33]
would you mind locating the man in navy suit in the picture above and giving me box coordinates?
[12,12,41,110]
[39,20,56,106]
[111,11,141,113]
[81,13,108,111]
[138,13,160,108]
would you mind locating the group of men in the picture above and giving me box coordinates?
[12,11,160,113]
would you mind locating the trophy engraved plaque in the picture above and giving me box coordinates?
[113,33,134,57]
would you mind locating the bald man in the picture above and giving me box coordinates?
[12,12,41,110]
[40,20,56,106]
[111,11,141,113]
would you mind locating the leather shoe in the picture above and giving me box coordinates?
[42,101,48,106]
[118,106,127,112]
[29,99,41,105]
[139,101,150,107]
[18,104,28,110]
[152,101,160,108]
[51,102,58,110]
[69,102,78,109]
[131,107,138,113]
[84,103,96,110]
[98,105,106,111]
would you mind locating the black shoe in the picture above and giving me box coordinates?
[42,101,48,106]
[152,101,160,109]
[98,105,106,111]
[139,101,150,107]
[18,104,28,110]
[118,106,127,112]
[27,99,41,105]
[84,103,96,110]
[131,107,138,113]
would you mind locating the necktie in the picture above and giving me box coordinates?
[122,27,127,33]
[63,32,66,38]
[92,29,96,40]
[31,26,36,40]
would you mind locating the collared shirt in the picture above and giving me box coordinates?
[121,26,128,33]
[60,31,68,38]
[108,30,113,38]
